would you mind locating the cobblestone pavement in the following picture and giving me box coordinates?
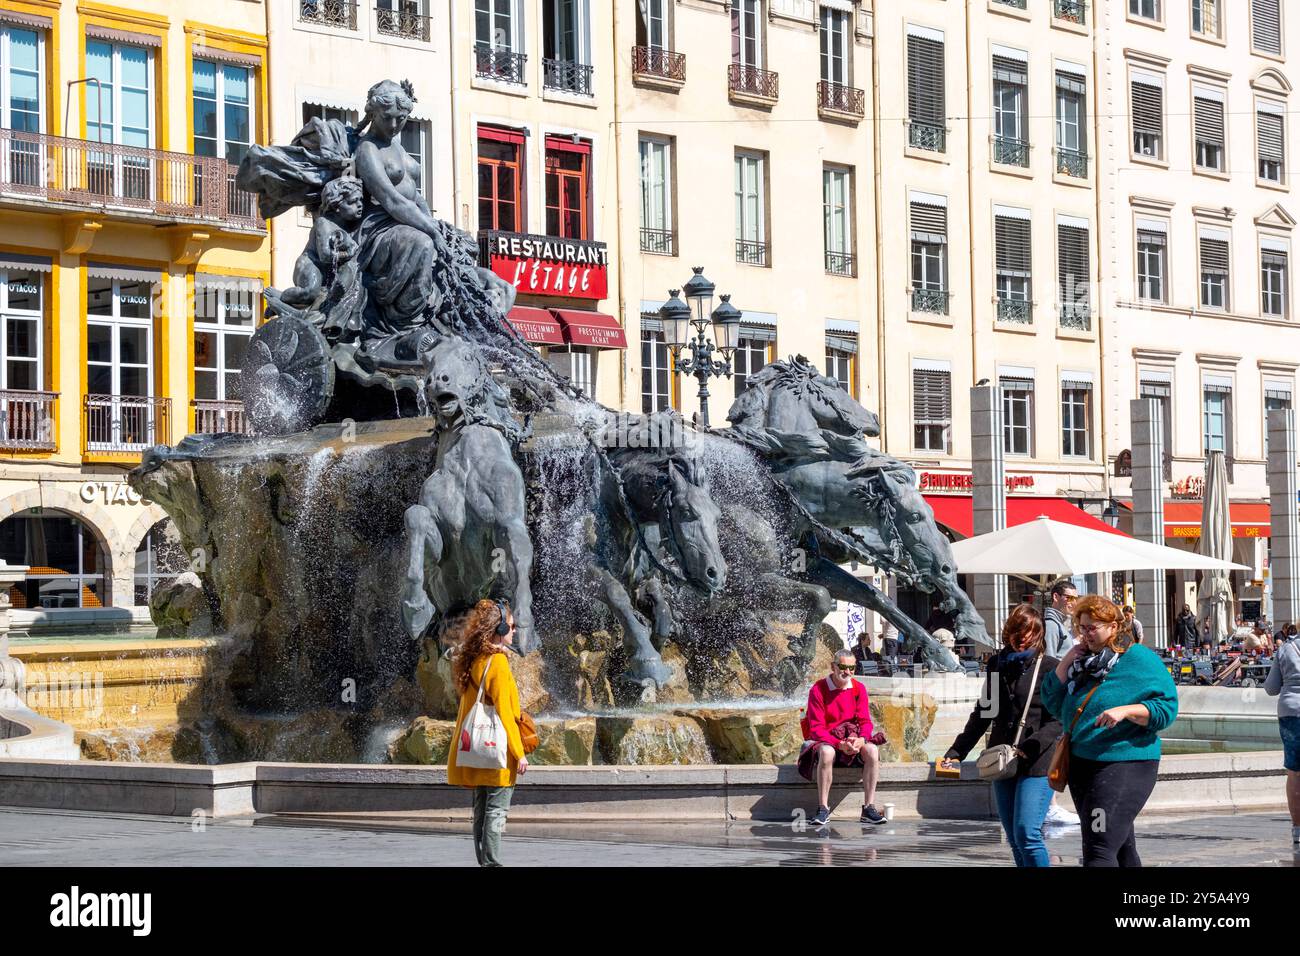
[1,806,1296,866]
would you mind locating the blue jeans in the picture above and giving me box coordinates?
[991,774,1054,867]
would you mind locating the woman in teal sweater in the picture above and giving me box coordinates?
[1039,595,1178,867]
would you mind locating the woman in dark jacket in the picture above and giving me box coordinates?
[941,604,1062,867]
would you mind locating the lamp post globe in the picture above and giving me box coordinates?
[659,290,692,349]
[682,266,716,329]
[711,294,742,356]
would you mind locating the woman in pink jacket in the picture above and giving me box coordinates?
[798,648,885,827]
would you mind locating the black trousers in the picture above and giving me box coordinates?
[1067,756,1159,867]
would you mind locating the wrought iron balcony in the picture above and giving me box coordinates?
[632,46,686,84]
[0,390,57,450]
[640,227,676,256]
[911,287,949,315]
[83,395,171,455]
[299,0,358,31]
[817,81,865,119]
[736,239,769,266]
[728,63,779,102]
[993,0,1028,8]
[475,44,527,85]
[1059,302,1092,331]
[375,3,430,42]
[543,58,594,96]
[997,297,1033,324]
[908,122,946,153]
[825,251,856,277]
[1053,0,1087,25]
[193,399,251,435]
[1056,146,1088,178]
[993,136,1030,167]
[0,128,262,231]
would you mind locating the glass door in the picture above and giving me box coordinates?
[85,40,154,202]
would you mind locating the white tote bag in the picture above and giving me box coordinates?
[456,656,510,770]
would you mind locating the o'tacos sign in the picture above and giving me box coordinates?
[480,230,609,300]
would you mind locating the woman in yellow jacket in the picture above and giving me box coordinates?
[447,599,528,866]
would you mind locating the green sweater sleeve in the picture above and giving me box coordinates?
[1039,669,1065,720]
[1132,647,1179,732]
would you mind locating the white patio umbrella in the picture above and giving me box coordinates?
[1197,450,1235,644]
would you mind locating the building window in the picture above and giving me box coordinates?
[995,211,1033,324]
[1055,70,1087,177]
[548,346,595,398]
[1131,73,1164,159]
[1258,104,1285,183]
[1193,87,1226,172]
[477,126,524,232]
[1058,220,1091,330]
[637,0,670,49]
[906,27,945,152]
[731,0,763,69]
[193,60,252,168]
[1136,222,1168,302]
[1265,383,1292,455]
[1130,0,1161,21]
[543,0,592,95]
[1192,0,1221,38]
[1251,0,1283,56]
[134,519,185,607]
[1,25,41,133]
[86,39,153,200]
[1139,376,1174,478]
[992,53,1029,167]
[544,135,590,239]
[910,199,948,314]
[639,136,674,255]
[823,166,853,276]
[1199,232,1230,309]
[475,0,518,50]
[735,150,767,265]
[0,510,106,609]
[820,6,849,85]
[641,327,672,413]
[1001,376,1034,456]
[194,276,256,408]
[302,103,357,126]
[401,120,431,200]
[825,334,856,397]
[733,335,770,393]
[1203,380,1233,468]
[87,273,153,401]
[912,364,952,453]
[1062,381,1092,458]
[1262,247,1289,318]
[0,267,42,392]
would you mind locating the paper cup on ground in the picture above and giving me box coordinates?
[883,803,895,821]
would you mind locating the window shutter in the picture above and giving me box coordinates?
[913,369,952,423]
[1200,237,1230,274]
[1131,81,1164,142]
[907,35,945,126]
[1194,95,1225,147]
[1252,0,1282,56]
[1137,228,1167,248]
[1058,224,1090,310]
[1258,111,1285,163]
[1139,380,1172,399]
[1263,249,1289,271]
[992,55,1027,87]
[999,375,1035,393]
[910,202,947,244]
[826,333,858,355]
[1056,70,1086,96]
[995,216,1032,275]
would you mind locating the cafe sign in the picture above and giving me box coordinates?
[920,472,1036,492]
[479,230,609,301]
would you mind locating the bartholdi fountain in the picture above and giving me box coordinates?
[127,80,992,766]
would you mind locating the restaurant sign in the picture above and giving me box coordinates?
[479,230,609,301]
[920,472,1036,492]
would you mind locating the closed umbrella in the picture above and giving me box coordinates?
[1197,450,1234,645]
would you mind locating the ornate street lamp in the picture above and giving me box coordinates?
[660,266,738,427]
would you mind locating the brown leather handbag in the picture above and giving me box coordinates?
[1047,684,1100,792]
[518,711,540,755]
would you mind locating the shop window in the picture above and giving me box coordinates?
[134,519,187,606]
[478,126,525,232]
[545,135,590,239]
[0,510,107,609]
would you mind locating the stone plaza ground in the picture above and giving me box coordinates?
[1,805,1295,867]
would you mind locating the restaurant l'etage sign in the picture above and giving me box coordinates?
[479,230,609,301]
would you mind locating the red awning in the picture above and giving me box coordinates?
[506,306,565,345]
[1161,501,1270,539]
[924,496,1128,540]
[551,308,628,348]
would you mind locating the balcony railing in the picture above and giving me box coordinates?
[993,0,1028,8]
[736,238,769,266]
[997,297,1033,324]
[728,63,779,102]
[817,81,865,118]
[1060,302,1092,331]
[908,121,946,153]
[825,251,856,277]
[993,136,1030,167]
[475,44,527,85]
[0,128,262,231]
[640,227,676,256]
[299,0,358,31]
[193,399,251,436]
[375,3,429,42]
[83,395,170,455]
[1054,0,1087,25]
[1056,146,1088,178]
[0,390,56,450]
[911,288,949,315]
[632,46,686,84]
[543,58,594,96]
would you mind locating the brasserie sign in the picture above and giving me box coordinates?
[479,230,609,300]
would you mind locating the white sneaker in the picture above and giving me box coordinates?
[1044,803,1080,827]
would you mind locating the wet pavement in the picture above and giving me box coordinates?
[0,805,1296,866]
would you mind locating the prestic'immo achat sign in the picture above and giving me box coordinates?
[479,230,609,301]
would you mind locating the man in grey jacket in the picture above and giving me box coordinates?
[1264,634,1300,847]
[1043,581,1078,658]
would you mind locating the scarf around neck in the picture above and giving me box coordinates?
[1065,646,1121,696]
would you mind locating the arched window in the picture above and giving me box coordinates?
[134,519,186,606]
[0,509,107,609]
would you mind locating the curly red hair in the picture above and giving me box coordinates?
[1071,595,1130,651]
[449,599,511,694]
